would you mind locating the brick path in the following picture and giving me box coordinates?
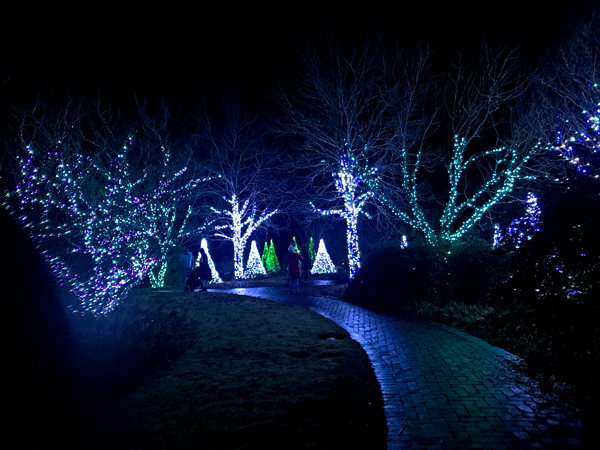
[216,285,590,449]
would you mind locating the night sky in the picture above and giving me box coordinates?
[1,3,573,102]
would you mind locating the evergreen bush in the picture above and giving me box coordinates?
[344,238,504,312]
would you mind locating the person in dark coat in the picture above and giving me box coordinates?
[197,247,212,292]
[287,246,303,294]
[300,243,310,282]
[186,267,201,291]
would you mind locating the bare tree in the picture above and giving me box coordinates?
[541,4,600,176]
[272,31,399,277]
[3,90,213,315]
[377,42,554,245]
[192,89,282,279]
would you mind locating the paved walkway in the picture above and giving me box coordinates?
[214,285,590,449]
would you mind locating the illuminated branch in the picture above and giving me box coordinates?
[5,137,212,316]
[311,148,378,278]
[211,194,278,279]
[373,42,552,245]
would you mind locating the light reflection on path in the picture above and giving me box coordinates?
[212,286,589,449]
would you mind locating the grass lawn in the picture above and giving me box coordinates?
[74,286,386,449]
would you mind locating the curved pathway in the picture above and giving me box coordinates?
[215,285,589,449]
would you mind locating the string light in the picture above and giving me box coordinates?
[263,239,281,272]
[310,239,336,274]
[371,136,551,245]
[308,236,316,261]
[198,238,222,283]
[311,147,378,279]
[4,140,213,316]
[494,192,541,249]
[245,240,266,278]
[211,194,278,280]
[401,235,408,249]
[554,84,600,178]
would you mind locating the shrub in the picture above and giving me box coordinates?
[488,181,600,401]
[416,301,496,327]
[344,238,504,312]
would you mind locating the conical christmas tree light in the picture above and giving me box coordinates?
[310,239,336,274]
[261,241,269,271]
[245,240,266,278]
[265,239,281,272]
[200,238,222,283]
[308,237,316,261]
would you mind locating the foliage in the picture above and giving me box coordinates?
[344,238,505,312]
[416,301,496,328]
[488,179,600,397]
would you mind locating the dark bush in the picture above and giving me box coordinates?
[344,238,504,312]
[488,181,600,402]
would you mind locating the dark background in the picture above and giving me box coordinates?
[1,2,571,100]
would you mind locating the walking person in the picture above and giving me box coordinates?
[179,248,194,290]
[197,247,212,292]
[287,243,303,294]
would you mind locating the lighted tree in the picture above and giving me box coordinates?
[547,8,600,179]
[273,34,398,278]
[211,195,277,279]
[5,137,211,315]
[193,88,282,280]
[198,238,222,283]
[261,241,270,271]
[373,42,552,245]
[3,95,213,315]
[493,192,542,248]
[311,148,379,278]
[311,239,336,274]
[245,240,266,278]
